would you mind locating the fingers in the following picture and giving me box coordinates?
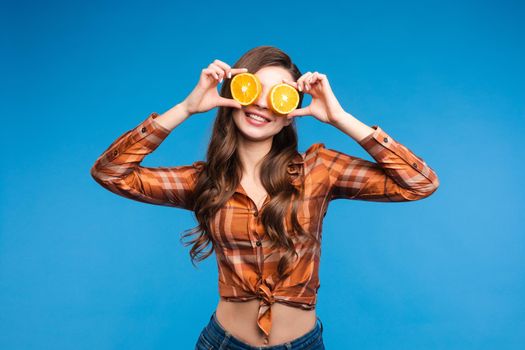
[209,59,249,83]
[287,105,311,118]
[297,71,312,92]
[295,71,327,91]
[282,78,298,89]
[230,68,249,77]
[217,96,243,109]
[202,68,221,83]
[211,59,231,81]
[309,72,327,86]
[206,60,230,83]
[208,62,226,83]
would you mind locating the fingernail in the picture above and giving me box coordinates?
[220,78,223,83]
[298,85,302,91]
[227,71,231,78]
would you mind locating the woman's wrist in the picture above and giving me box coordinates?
[155,102,192,131]
[178,100,193,118]
[329,109,375,142]
[327,107,350,126]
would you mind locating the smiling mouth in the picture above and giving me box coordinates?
[244,111,272,123]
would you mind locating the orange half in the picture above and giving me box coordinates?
[230,73,262,106]
[268,83,299,115]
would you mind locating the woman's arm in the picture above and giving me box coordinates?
[90,59,247,210]
[90,103,203,210]
[284,71,439,202]
[322,110,440,202]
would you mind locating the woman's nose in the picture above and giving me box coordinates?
[252,87,269,110]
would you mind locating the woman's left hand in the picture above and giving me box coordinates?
[282,71,345,124]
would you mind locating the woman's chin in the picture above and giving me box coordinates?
[237,129,271,142]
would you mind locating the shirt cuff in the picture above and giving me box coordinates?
[357,125,433,182]
[104,112,171,163]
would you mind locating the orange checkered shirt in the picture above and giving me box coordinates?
[90,112,439,342]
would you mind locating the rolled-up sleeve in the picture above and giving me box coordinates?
[319,125,439,202]
[90,112,203,210]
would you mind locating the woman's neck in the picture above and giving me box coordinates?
[237,137,273,180]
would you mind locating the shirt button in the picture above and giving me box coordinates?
[141,127,147,133]
[412,162,418,168]
[256,240,262,246]
[113,149,119,156]
[253,211,258,217]
[383,137,388,143]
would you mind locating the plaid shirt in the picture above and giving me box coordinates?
[91,112,439,342]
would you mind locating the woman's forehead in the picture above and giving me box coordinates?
[254,66,295,85]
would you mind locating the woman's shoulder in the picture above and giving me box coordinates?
[300,143,328,163]
[293,143,328,173]
[191,160,206,170]
[304,142,326,156]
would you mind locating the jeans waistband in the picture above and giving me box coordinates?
[205,310,323,349]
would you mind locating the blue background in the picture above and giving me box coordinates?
[2,0,524,349]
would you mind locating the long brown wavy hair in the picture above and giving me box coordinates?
[180,45,320,281]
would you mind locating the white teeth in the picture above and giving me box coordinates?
[246,113,269,122]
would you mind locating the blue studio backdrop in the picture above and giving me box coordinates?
[1,0,524,349]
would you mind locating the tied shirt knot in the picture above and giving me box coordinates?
[256,279,276,339]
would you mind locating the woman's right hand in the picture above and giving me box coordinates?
[181,59,248,116]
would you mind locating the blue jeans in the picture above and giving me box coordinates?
[195,311,325,350]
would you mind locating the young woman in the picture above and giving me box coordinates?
[91,46,439,350]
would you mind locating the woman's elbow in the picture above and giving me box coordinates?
[402,179,440,201]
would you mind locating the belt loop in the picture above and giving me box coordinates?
[218,332,231,350]
[285,341,292,349]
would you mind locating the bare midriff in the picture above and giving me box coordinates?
[215,297,317,347]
